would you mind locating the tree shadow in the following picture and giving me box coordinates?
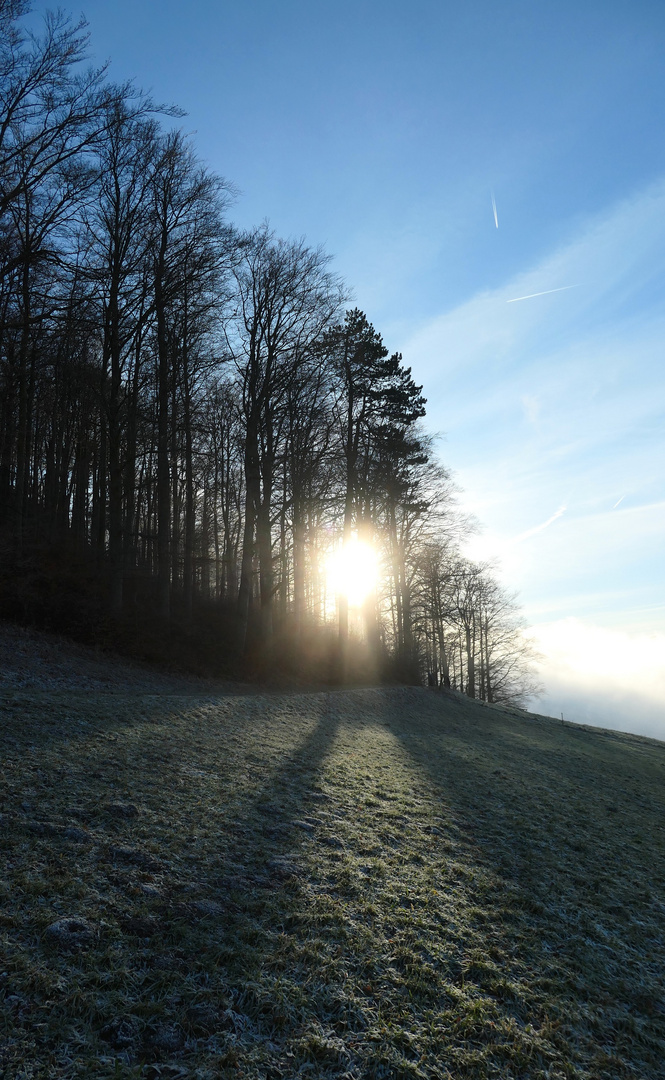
[6,684,665,1078]
[374,686,665,1076]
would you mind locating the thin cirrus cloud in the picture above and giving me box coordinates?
[401,177,665,538]
[403,177,665,390]
[471,499,665,625]
[398,179,665,736]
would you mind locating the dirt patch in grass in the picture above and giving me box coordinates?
[1,683,664,1078]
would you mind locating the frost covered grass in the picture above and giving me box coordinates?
[1,684,664,1078]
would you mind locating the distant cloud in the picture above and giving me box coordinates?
[528,618,665,740]
[401,179,665,737]
[521,393,540,424]
[404,175,665,395]
[403,178,665,631]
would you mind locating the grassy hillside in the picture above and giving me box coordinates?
[1,683,664,1078]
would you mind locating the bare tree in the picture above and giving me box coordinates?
[86,106,158,611]
[226,226,344,652]
[148,130,233,620]
[0,5,541,694]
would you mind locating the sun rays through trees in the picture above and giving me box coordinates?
[0,4,537,700]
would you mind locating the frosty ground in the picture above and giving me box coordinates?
[1,630,664,1078]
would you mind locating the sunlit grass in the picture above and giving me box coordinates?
[0,686,664,1077]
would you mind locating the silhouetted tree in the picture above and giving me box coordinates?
[226,227,344,652]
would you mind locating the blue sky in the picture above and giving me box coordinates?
[30,0,665,735]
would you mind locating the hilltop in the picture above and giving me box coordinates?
[0,627,664,1078]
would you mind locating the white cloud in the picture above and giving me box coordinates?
[521,393,540,424]
[398,179,665,638]
[402,177,665,450]
[529,617,665,740]
[397,179,665,737]
[411,175,665,354]
[531,618,665,686]
[467,500,665,625]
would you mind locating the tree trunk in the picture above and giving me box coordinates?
[437,611,451,689]
[292,506,306,635]
[182,348,195,624]
[107,280,124,616]
[238,414,260,652]
[484,616,493,703]
[256,491,273,643]
[155,247,171,621]
[14,249,32,556]
[465,624,475,698]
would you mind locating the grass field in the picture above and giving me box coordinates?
[1,684,664,1078]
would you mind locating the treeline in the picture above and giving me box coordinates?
[0,2,539,701]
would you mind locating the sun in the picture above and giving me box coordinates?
[326,538,379,608]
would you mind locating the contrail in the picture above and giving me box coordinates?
[491,190,498,228]
[507,284,579,303]
[515,506,566,543]
[613,495,625,509]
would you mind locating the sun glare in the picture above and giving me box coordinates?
[326,538,379,608]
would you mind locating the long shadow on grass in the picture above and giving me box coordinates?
[1,690,348,1074]
[112,686,665,1078]
[142,692,348,1065]
[9,685,665,1077]
[376,686,665,1077]
[209,691,342,891]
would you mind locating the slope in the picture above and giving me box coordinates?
[0,675,664,1078]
